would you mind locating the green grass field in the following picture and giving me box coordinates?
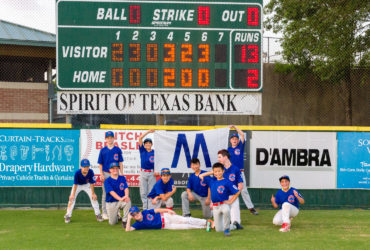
[0,209,368,250]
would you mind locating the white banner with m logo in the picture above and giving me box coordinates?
[154,128,229,173]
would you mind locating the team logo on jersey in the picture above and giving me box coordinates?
[288,195,295,203]
[119,182,125,190]
[114,154,119,161]
[229,174,236,182]
[217,186,225,194]
[234,149,241,155]
[149,155,154,163]
[200,179,207,187]
[147,214,154,221]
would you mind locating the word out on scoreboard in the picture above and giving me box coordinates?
[57,0,263,91]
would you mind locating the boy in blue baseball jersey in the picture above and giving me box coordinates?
[104,162,131,227]
[64,159,103,223]
[181,158,211,218]
[138,129,156,210]
[228,125,258,215]
[125,206,209,231]
[271,175,305,232]
[147,168,176,210]
[202,163,241,236]
[98,131,124,220]
[200,149,244,229]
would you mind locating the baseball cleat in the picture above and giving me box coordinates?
[279,223,290,232]
[249,208,259,215]
[96,214,104,222]
[224,229,231,237]
[64,215,71,223]
[102,213,109,220]
[233,221,244,230]
[183,214,191,217]
[122,221,127,228]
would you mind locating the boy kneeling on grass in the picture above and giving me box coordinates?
[104,162,131,227]
[64,159,103,223]
[125,206,211,231]
[147,168,176,209]
[271,175,305,232]
[200,163,241,237]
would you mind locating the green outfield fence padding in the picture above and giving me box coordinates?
[0,187,368,209]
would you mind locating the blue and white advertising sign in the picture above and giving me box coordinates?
[337,132,370,189]
[0,129,79,186]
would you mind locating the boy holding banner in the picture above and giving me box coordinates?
[138,129,156,210]
[228,125,258,215]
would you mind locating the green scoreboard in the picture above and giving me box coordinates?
[57,0,263,91]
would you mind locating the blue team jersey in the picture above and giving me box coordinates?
[98,146,123,172]
[274,187,303,209]
[74,169,96,185]
[223,165,243,186]
[147,178,174,199]
[104,175,128,202]
[132,209,162,230]
[187,170,210,197]
[139,145,155,170]
[204,177,239,203]
[228,139,245,170]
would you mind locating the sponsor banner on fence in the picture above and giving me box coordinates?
[57,91,262,115]
[80,129,147,187]
[337,132,370,189]
[0,129,79,186]
[250,131,337,189]
[154,128,229,174]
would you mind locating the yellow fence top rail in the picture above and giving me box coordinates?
[101,124,370,132]
[0,123,72,129]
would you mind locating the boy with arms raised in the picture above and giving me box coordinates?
[181,158,211,218]
[271,175,305,232]
[64,159,103,223]
[228,125,258,215]
[138,129,156,209]
[98,131,124,220]
[202,163,240,236]
[147,168,176,210]
[104,162,131,227]
[125,206,210,231]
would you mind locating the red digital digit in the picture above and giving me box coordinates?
[129,5,141,24]
[247,7,259,26]
[198,69,209,87]
[247,45,259,63]
[181,69,192,87]
[147,44,158,62]
[112,68,123,87]
[163,44,175,62]
[198,44,210,63]
[181,44,193,62]
[247,69,259,88]
[198,6,210,25]
[129,68,140,86]
[146,68,158,87]
[163,68,175,87]
[129,43,140,62]
[111,43,123,62]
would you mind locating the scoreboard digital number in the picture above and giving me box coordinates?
[57,0,263,91]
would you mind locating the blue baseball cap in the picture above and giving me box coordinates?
[143,138,152,144]
[109,162,120,169]
[230,133,239,139]
[80,159,90,167]
[105,131,114,138]
[161,168,171,175]
[279,175,290,182]
[129,206,140,215]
